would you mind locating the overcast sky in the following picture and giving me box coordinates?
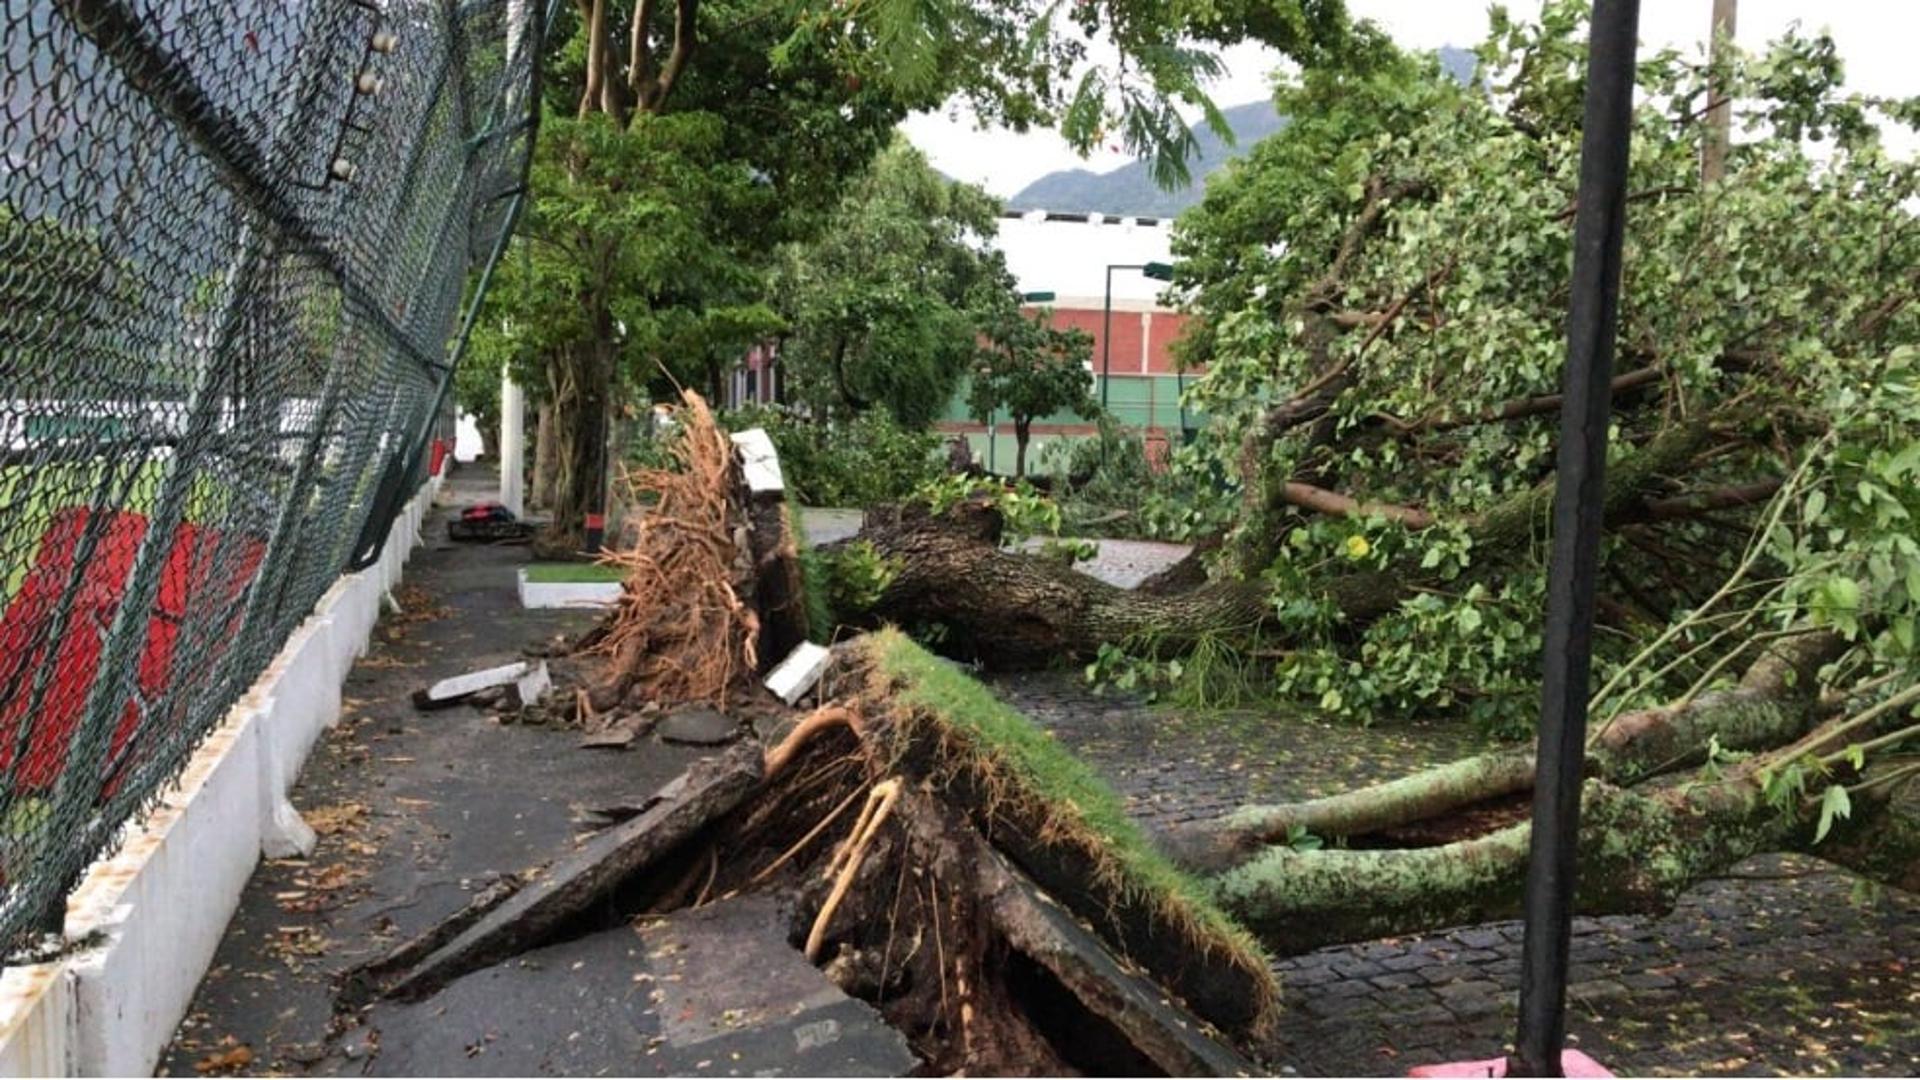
[902,1,1918,197]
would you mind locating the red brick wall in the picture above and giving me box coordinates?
[1024,306,1194,376]
[1146,311,1191,374]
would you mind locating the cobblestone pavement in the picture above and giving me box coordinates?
[991,670,1920,1077]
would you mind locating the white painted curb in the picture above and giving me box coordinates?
[515,567,621,609]
[0,468,448,1078]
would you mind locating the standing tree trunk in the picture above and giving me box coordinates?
[542,335,611,556]
[531,401,557,510]
[477,414,499,463]
[1702,0,1738,184]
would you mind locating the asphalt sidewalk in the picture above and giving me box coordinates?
[163,467,906,1077]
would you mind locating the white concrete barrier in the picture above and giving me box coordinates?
[0,472,445,1077]
[515,568,621,609]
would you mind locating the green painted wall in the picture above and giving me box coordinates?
[940,373,1197,429]
[941,373,1201,475]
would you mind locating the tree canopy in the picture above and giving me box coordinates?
[1153,0,1919,736]
[468,0,1359,549]
[769,139,1008,427]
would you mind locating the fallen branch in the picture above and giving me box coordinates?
[1279,480,1436,528]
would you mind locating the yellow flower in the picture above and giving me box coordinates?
[1344,534,1371,560]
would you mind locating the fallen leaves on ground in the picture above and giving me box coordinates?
[304,803,367,836]
[193,1040,253,1073]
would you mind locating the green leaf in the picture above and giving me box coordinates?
[1813,783,1851,844]
[1803,489,1827,525]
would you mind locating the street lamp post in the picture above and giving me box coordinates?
[1512,1,1640,1075]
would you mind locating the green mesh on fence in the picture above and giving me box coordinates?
[0,0,540,956]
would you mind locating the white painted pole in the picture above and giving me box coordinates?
[500,370,525,516]
[499,1,530,519]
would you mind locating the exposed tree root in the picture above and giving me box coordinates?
[763,704,862,780]
[590,390,758,709]
[807,777,901,961]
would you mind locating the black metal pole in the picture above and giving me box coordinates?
[1101,265,1117,411]
[1512,1,1640,1075]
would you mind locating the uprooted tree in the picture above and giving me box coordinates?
[837,8,1918,710]
[803,5,1920,941]
[403,6,1918,1070]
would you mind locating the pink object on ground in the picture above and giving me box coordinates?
[1409,1050,1614,1078]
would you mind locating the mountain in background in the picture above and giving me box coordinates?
[1008,46,1476,219]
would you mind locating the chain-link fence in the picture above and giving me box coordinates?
[0,0,540,958]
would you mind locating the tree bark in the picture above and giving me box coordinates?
[1162,633,1848,869]
[478,415,499,463]
[830,501,1278,666]
[541,337,611,555]
[1144,633,1920,956]
[531,401,556,511]
[1209,764,1919,956]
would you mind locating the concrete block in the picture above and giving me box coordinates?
[729,428,784,495]
[765,642,829,705]
[516,568,620,609]
[0,962,76,1077]
[66,705,265,1077]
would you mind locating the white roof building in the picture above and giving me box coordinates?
[992,210,1177,311]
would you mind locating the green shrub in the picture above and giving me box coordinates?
[721,404,942,507]
[1035,417,1233,541]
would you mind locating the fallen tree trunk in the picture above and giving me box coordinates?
[1163,632,1851,866]
[1151,634,1920,954]
[1210,765,1920,954]
[834,424,1711,666]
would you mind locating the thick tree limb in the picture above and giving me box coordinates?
[1279,481,1435,528]
[1306,176,1431,310]
[1214,766,1920,956]
[628,0,657,94]
[1161,632,1847,871]
[648,0,699,111]
[1381,365,1662,437]
[577,0,606,119]
[1636,479,1783,521]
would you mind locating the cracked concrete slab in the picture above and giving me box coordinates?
[361,895,915,1077]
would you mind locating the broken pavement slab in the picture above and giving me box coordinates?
[656,707,741,746]
[977,843,1258,1077]
[359,894,916,1077]
[412,660,548,711]
[376,741,765,1002]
